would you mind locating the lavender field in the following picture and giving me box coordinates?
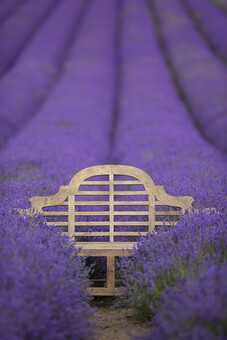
[0,0,226,339]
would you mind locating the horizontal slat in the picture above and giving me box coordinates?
[81,181,109,185]
[75,201,109,206]
[74,221,110,226]
[114,211,149,216]
[114,232,148,236]
[155,221,178,226]
[114,191,147,195]
[61,232,68,236]
[114,181,141,185]
[50,221,177,227]
[86,287,125,296]
[47,222,68,226]
[76,191,109,195]
[74,242,136,248]
[73,232,148,236]
[75,211,109,216]
[155,211,180,216]
[73,232,110,236]
[75,241,137,256]
[113,201,149,205]
[43,211,68,216]
[114,221,149,226]
[80,181,142,185]
[74,231,148,236]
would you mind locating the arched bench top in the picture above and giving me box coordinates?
[68,165,155,187]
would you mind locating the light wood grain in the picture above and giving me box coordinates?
[43,211,68,216]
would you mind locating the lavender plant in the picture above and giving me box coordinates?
[183,0,227,61]
[139,262,227,340]
[0,0,27,23]
[211,0,227,12]
[0,0,59,76]
[0,209,95,339]
[151,0,227,154]
[0,0,86,146]
[118,211,227,321]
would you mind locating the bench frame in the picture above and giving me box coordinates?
[21,165,194,296]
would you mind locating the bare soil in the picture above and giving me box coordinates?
[89,298,151,340]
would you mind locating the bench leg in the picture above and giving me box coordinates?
[107,256,115,289]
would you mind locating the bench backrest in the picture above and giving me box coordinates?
[26,165,194,243]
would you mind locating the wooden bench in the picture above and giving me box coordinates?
[20,165,194,296]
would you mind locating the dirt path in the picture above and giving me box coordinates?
[90,298,151,340]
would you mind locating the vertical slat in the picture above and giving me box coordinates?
[68,194,75,238]
[107,256,115,290]
[148,193,155,232]
[109,172,114,242]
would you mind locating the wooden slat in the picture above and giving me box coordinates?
[47,222,68,226]
[114,191,147,195]
[61,232,68,236]
[74,232,110,236]
[113,181,141,185]
[68,195,75,238]
[86,287,125,296]
[76,191,109,195]
[75,201,109,206]
[109,173,114,242]
[114,211,149,215]
[81,181,109,185]
[155,211,180,216]
[75,211,109,216]
[43,211,68,216]
[73,232,148,236]
[114,232,147,236]
[114,221,148,226]
[107,256,115,289]
[113,201,149,205]
[155,221,178,226]
[75,242,136,249]
[74,221,110,226]
[75,242,136,256]
[149,192,155,233]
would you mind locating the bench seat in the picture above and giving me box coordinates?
[76,242,136,256]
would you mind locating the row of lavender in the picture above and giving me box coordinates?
[0,0,88,147]
[0,0,59,76]
[150,0,227,154]
[211,0,227,13]
[1,0,226,155]
[113,1,227,339]
[0,0,27,23]
[0,0,117,338]
[183,0,227,61]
